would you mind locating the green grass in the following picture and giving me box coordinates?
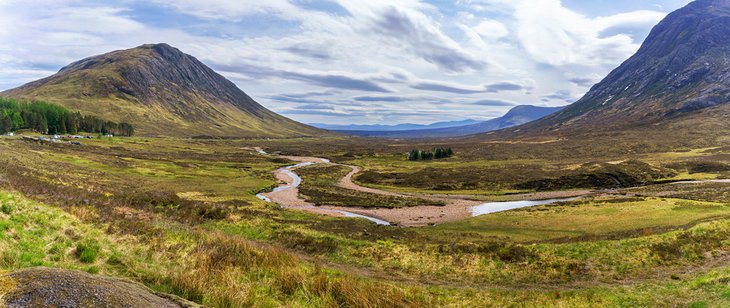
[433,197,730,242]
[297,164,444,208]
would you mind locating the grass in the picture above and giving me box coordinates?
[5,190,730,306]
[297,164,444,208]
[5,136,730,305]
[0,190,432,307]
[433,197,730,242]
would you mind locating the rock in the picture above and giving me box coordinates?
[2,267,200,308]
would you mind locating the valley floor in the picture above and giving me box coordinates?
[2,134,730,306]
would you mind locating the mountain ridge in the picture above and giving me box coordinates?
[336,105,564,139]
[310,119,481,132]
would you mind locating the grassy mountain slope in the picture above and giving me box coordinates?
[2,44,322,137]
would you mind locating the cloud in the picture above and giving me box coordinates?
[485,82,523,92]
[281,109,360,117]
[542,89,575,102]
[354,96,410,102]
[365,5,486,72]
[283,71,391,92]
[411,81,524,94]
[411,82,486,94]
[281,45,332,60]
[266,95,324,104]
[568,77,597,87]
[510,0,666,67]
[0,0,691,125]
[295,103,336,111]
[150,0,303,21]
[274,91,339,99]
[215,62,392,93]
[473,99,516,106]
[473,20,509,40]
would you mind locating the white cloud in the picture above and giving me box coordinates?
[150,0,303,21]
[473,20,509,40]
[0,0,689,125]
[507,0,667,67]
[594,10,667,30]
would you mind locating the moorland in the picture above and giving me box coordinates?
[3,132,730,306]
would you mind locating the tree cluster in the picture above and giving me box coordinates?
[407,147,454,161]
[0,97,134,136]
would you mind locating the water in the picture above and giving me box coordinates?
[256,194,271,202]
[257,159,391,226]
[272,162,313,192]
[333,210,391,225]
[471,197,577,216]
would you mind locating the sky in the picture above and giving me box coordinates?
[0,0,693,125]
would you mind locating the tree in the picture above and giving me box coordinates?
[0,115,11,134]
[408,149,419,161]
[407,147,454,161]
[0,97,134,136]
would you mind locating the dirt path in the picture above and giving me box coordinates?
[337,166,406,197]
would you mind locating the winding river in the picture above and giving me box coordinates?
[253,148,584,227]
[256,154,391,225]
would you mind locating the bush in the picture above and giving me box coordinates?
[76,241,101,263]
[1,202,11,214]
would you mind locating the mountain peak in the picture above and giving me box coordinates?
[139,43,185,59]
[2,44,321,137]
[512,0,730,134]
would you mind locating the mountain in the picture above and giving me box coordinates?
[507,0,730,136]
[337,105,564,138]
[310,119,481,132]
[1,44,321,137]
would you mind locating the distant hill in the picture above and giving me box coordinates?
[310,119,481,131]
[336,105,564,139]
[502,0,730,138]
[2,44,322,137]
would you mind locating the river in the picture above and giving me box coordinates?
[254,148,584,226]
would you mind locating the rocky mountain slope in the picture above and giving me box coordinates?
[1,44,322,137]
[503,0,730,137]
[338,105,563,138]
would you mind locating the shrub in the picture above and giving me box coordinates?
[0,202,11,215]
[76,241,101,263]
